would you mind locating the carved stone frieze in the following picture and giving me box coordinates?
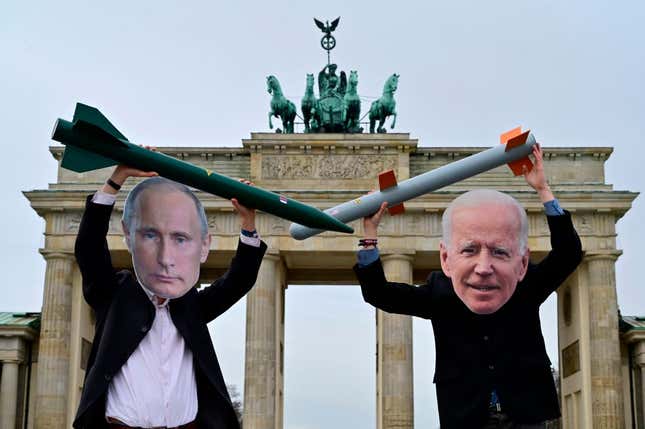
[261,155,397,179]
[65,213,82,233]
[574,213,597,235]
[57,212,121,234]
[528,214,550,236]
[206,213,240,235]
[108,212,123,234]
[367,212,441,237]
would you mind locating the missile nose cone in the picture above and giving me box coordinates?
[51,118,73,143]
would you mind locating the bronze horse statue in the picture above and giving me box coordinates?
[267,75,296,133]
[369,73,399,133]
[343,70,362,133]
[301,73,319,133]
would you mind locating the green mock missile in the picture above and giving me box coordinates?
[51,103,354,234]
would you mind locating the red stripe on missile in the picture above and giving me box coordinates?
[378,169,405,216]
[500,127,534,176]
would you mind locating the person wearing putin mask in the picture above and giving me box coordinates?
[73,164,266,429]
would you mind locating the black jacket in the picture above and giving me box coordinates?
[354,212,582,428]
[73,196,267,429]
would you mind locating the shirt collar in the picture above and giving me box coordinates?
[139,283,170,307]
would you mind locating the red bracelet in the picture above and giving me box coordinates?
[359,239,378,247]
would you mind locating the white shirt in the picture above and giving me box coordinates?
[92,190,261,426]
[105,292,199,427]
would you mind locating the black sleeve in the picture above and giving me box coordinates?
[197,240,268,323]
[74,195,121,311]
[353,259,435,319]
[525,210,583,304]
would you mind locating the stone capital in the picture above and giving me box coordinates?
[633,341,645,366]
[262,250,282,262]
[583,250,622,262]
[380,252,415,263]
[38,249,75,261]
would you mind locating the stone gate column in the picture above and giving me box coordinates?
[377,253,414,429]
[243,251,285,429]
[584,252,625,428]
[0,360,20,429]
[34,251,74,429]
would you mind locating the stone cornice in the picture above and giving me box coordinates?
[622,329,645,344]
[414,146,613,157]
[0,325,38,341]
[50,144,614,157]
[49,145,248,161]
[23,189,638,221]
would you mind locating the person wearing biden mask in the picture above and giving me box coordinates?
[73,163,266,429]
[353,145,582,428]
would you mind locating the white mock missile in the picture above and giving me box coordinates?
[289,127,537,240]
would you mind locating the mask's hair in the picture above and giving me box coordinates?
[441,189,528,253]
[122,177,208,239]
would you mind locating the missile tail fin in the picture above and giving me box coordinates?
[500,128,534,176]
[378,169,398,190]
[500,126,522,144]
[378,170,406,216]
[73,103,129,142]
[387,203,405,215]
[61,145,118,173]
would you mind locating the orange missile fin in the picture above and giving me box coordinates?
[378,169,398,190]
[387,203,405,215]
[500,126,522,145]
[500,127,534,176]
[378,169,405,216]
[505,130,531,150]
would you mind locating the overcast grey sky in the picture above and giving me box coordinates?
[2,1,644,428]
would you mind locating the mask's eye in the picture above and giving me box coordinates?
[492,248,510,258]
[142,231,157,240]
[460,246,476,255]
[173,233,191,245]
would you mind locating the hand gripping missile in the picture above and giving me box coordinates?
[289,127,537,240]
[51,103,353,234]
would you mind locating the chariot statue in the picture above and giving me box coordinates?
[265,17,399,134]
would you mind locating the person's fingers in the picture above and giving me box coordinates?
[231,198,240,211]
[374,201,388,220]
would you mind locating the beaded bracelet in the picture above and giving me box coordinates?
[358,238,378,247]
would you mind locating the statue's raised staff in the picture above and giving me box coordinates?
[267,75,296,133]
[343,70,362,133]
[369,73,399,133]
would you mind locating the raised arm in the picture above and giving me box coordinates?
[75,164,156,310]
[522,144,583,303]
[353,201,435,318]
[197,179,268,322]
[523,144,555,204]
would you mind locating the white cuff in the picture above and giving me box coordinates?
[240,233,261,248]
[92,191,117,205]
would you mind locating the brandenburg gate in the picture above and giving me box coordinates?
[20,131,639,428]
